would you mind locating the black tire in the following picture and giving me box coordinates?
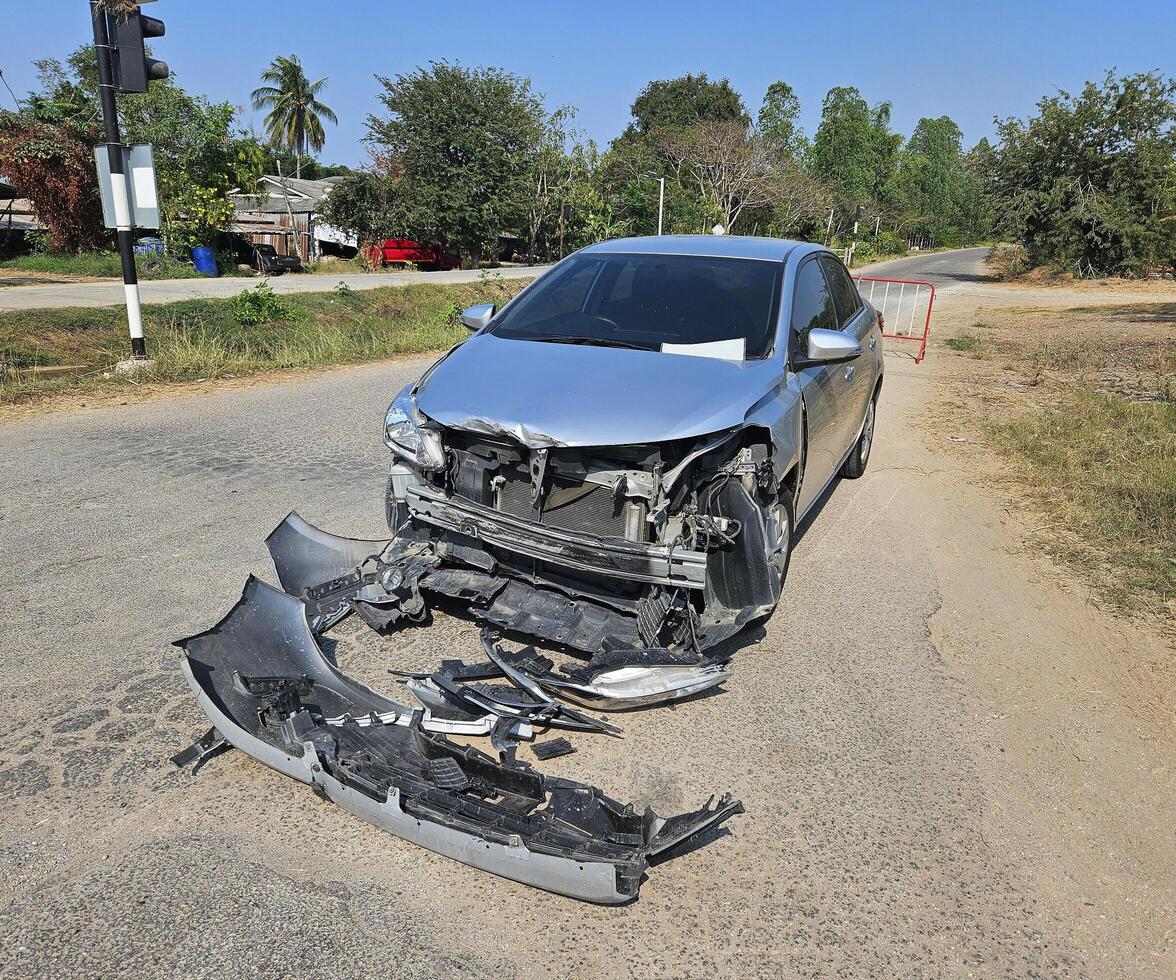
[766,487,795,592]
[385,474,409,534]
[841,392,877,479]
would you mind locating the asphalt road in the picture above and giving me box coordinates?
[0,264,547,311]
[0,247,1168,978]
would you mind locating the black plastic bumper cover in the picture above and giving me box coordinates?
[175,577,742,903]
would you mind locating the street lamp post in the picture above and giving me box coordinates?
[643,172,665,236]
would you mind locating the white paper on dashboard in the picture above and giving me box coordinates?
[660,337,746,362]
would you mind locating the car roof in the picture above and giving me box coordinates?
[580,235,822,263]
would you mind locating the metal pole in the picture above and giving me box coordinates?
[657,177,665,236]
[91,1,147,359]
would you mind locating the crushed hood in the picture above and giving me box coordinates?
[415,333,782,447]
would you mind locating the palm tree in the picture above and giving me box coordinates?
[251,55,337,179]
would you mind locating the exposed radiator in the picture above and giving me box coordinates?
[497,477,628,539]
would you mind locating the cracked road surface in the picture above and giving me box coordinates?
[1,249,1171,977]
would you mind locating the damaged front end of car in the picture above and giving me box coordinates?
[368,384,794,660]
[171,386,784,902]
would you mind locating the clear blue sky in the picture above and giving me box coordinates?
[2,0,1173,165]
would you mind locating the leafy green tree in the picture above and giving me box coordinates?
[811,87,901,224]
[251,55,338,179]
[990,70,1176,276]
[598,136,708,236]
[961,137,999,240]
[891,115,971,244]
[8,47,266,253]
[523,109,603,258]
[758,81,807,159]
[316,169,407,245]
[259,146,350,180]
[367,61,546,263]
[627,73,748,135]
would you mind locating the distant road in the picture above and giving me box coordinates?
[855,246,991,292]
[0,264,549,311]
[0,247,996,312]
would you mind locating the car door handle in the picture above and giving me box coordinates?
[844,365,855,382]
[868,337,877,350]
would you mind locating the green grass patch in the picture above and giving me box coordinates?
[0,277,529,406]
[945,334,988,355]
[0,252,126,278]
[990,393,1176,618]
[0,251,253,281]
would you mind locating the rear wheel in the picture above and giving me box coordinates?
[841,393,877,479]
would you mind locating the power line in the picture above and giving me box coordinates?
[0,68,20,110]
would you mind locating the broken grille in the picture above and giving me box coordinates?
[496,475,629,539]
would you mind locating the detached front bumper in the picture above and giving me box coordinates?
[176,574,742,904]
[405,484,708,590]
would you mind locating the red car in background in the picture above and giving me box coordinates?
[364,239,461,271]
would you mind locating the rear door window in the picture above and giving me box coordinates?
[819,256,863,327]
[790,258,838,355]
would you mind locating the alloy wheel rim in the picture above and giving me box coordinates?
[861,401,875,463]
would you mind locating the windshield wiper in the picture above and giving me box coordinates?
[533,335,654,351]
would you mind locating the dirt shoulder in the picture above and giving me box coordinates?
[909,270,1175,975]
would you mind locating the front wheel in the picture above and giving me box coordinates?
[765,487,795,592]
[841,393,877,479]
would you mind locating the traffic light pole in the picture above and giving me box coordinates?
[91,1,147,359]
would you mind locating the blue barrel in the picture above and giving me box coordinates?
[191,245,219,277]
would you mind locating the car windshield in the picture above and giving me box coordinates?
[487,252,783,358]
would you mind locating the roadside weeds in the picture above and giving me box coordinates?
[931,300,1176,632]
[0,276,529,411]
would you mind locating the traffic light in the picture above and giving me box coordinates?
[106,4,168,93]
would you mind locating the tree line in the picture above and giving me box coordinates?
[2,49,1172,278]
[0,47,344,255]
[321,65,1176,276]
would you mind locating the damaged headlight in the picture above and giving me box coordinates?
[384,388,445,470]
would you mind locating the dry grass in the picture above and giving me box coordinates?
[94,0,141,16]
[0,278,528,407]
[938,302,1176,626]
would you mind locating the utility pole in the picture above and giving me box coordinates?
[849,204,863,268]
[642,172,665,236]
[90,0,167,362]
[275,159,301,262]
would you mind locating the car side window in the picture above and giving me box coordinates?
[820,256,863,327]
[790,258,838,355]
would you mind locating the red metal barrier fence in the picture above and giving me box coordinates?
[853,277,935,365]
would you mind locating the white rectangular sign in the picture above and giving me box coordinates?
[94,143,161,230]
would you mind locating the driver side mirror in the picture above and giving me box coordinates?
[793,328,862,369]
[460,302,496,332]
